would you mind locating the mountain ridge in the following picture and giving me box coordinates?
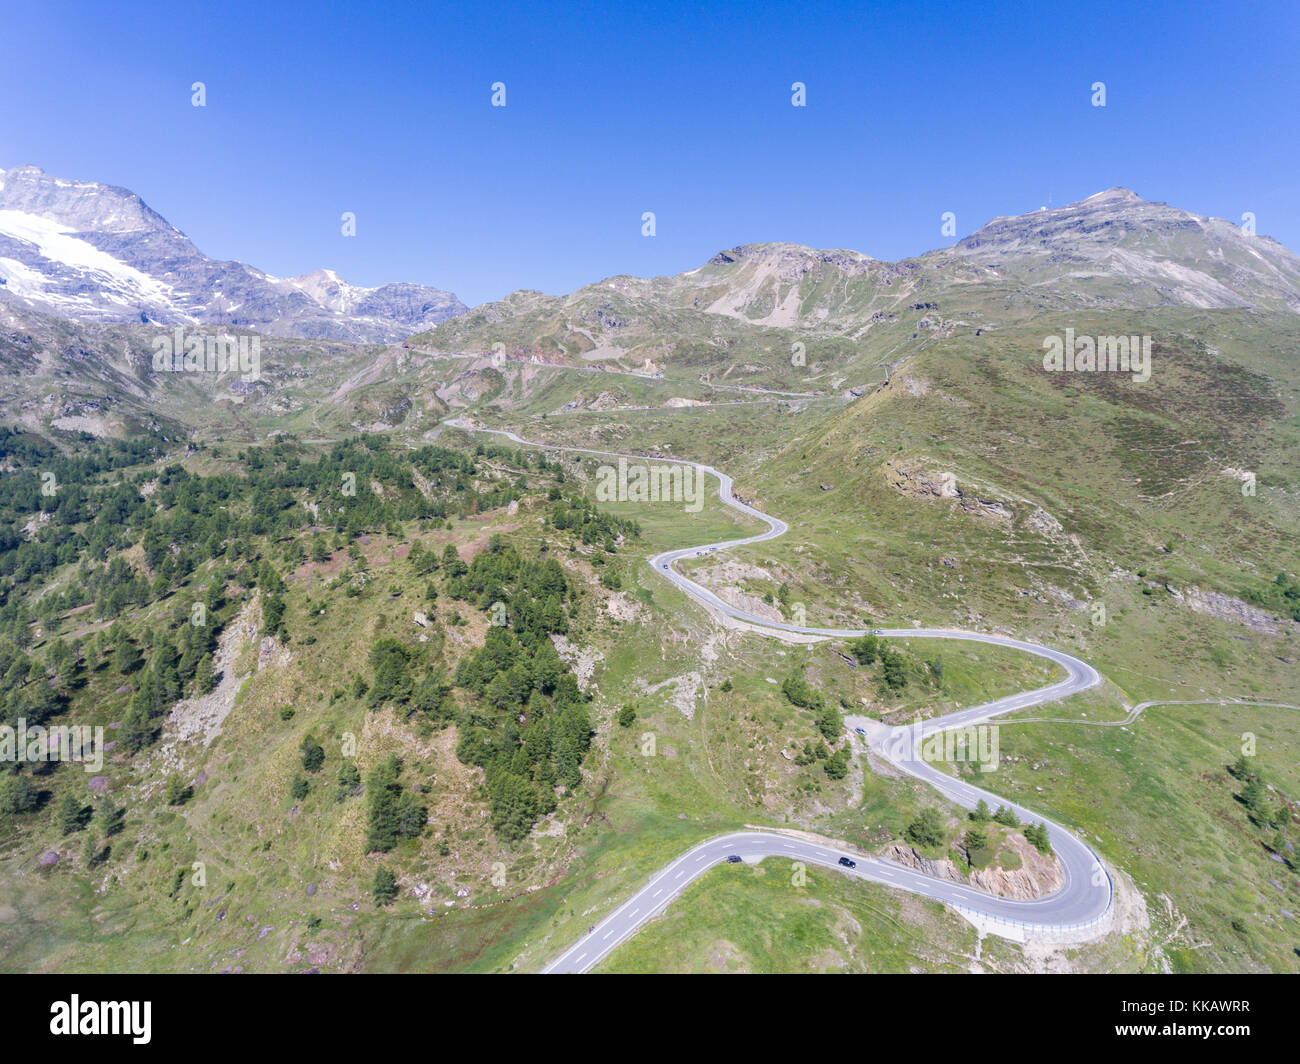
[413,185,1300,380]
[0,164,467,342]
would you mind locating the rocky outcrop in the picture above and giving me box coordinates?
[883,461,1013,522]
[881,843,964,883]
[881,834,1064,901]
[1167,585,1298,635]
[716,587,784,624]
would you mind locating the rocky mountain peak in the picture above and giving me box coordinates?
[0,164,178,237]
[0,164,466,342]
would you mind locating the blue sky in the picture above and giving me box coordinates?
[2,0,1297,305]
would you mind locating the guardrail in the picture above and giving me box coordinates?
[951,850,1116,943]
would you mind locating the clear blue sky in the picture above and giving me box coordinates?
[2,0,1297,306]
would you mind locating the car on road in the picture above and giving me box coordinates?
[854,727,866,736]
[838,856,856,868]
[873,629,884,636]
[725,855,743,863]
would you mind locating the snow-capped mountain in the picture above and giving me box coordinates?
[0,165,466,342]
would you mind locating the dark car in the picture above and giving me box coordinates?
[725,855,743,864]
[838,856,856,869]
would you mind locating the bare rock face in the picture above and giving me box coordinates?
[716,587,784,624]
[883,461,951,500]
[1167,585,1298,635]
[881,843,964,883]
[881,835,1064,901]
[883,460,1013,523]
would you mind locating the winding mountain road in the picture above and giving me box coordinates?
[444,418,1114,972]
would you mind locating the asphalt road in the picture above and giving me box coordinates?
[444,419,1113,972]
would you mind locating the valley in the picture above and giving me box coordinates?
[1,173,1297,976]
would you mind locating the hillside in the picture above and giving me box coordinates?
[2,185,1299,974]
[411,188,1300,391]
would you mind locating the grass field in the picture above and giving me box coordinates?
[593,861,982,973]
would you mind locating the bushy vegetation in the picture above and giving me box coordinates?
[0,423,636,881]
[1230,753,1299,867]
[447,537,593,841]
[781,671,841,741]
[1241,571,1300,624]
[905,808,947,850]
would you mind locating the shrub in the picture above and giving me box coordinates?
[300,734,325,773]
[905,808,947,850]
[372,867,397,906]
[163,774,192,806]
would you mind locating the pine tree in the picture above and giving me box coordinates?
[113,635,141,674]
[365,756,403,853]
[163,774,190,806]
[0,774,37,815]
[1230,753,1256,781]
[905,808,947,850]
[396,789,427,838]
[850,634,880,665]
[300,734,325,773]
[336,762,362,801]
[372,866,397,906]
[98,794,123,836]
[196,652,219,694]
[1023,822,1053,855]
[881,650,908,691]
[120,701,157,752]
[1242,776,1269,819]
[56,791,85,835]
